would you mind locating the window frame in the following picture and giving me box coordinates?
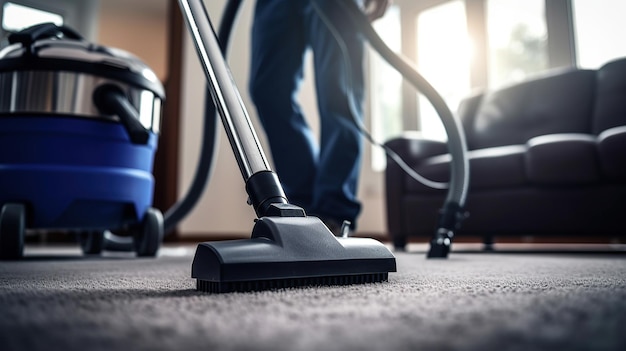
[0,0,99,42]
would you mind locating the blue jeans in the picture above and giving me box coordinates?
[249,0,365,228]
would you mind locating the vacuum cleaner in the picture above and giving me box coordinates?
[0,23,165,259]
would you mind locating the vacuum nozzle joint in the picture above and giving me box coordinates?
[264,203,306,217]
[246,171,304,218]
[427,202,468,258]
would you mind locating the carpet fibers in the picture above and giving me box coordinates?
[0,244,625,351]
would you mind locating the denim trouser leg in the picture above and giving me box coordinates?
[249,0,317,210]
[306,0,365,227]
[249,0,364,227]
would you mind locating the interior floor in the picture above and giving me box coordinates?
[1,243,624,351]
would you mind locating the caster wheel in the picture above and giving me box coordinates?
[426,229,453,259]
[427,241,450,258]
[0,203,26,260]
[134,208,163,257]
[103,231,134,252]
[78,230,105,255]
[392,235,407,251]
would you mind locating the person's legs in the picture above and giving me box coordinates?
[249,0,317,210]
[304,0,366,229]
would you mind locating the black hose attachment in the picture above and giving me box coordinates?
[245,171,304,218]
[426,202,467,258]
[93,84,151,145]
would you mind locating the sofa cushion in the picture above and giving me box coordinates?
[470,69,596,150]
[597,126,626,180]
[405,145,527,193]
[525,133,600,185]
[467,145,527,189]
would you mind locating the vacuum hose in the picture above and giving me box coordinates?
[331,1,469,206]
[93,84,151,145]
[312,0,469,258]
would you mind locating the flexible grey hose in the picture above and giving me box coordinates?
[311,0,450,191]
[321,0,470,206]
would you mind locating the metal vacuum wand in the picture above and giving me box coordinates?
[178,0,291,217]
[178,0,270,179]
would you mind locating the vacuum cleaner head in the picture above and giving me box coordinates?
[192,216,396,293]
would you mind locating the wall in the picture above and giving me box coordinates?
[177,0,387,238]
[96,0,168,81]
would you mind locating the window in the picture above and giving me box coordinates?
[2,2,63,32]
[369,5,402,171]
[417,0,471,141]
[366,0,620,171]
[486,0,548,88]
[572,0,626,69]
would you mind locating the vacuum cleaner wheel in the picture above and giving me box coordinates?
[133,207,164,257]
[78,230,105,255]
[0,203,26,260]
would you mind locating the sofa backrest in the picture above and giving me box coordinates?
[592,57,626,134]
[460,68,597,150]
[456,92,483,148]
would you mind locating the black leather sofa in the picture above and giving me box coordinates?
[384,57,626,249]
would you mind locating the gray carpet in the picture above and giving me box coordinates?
[1,244,625,351]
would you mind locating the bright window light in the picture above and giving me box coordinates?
[486,0,547,88]
[572,0,626,69]
[417,0,472,141]
[2,2,63,32]
[369,5,402,171]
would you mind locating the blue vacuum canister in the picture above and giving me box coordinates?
[0,23,165,259]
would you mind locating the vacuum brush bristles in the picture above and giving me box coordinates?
[192,216,396,293]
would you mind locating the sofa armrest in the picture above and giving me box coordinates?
[384,132,449,161]
[526,133,600,184]
[383,133,448,238]
[598,125,626,180]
